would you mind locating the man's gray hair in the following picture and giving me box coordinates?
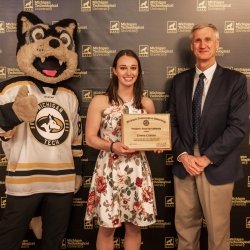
[189,23,220,41]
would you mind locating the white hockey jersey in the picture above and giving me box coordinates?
[0,79,83,196]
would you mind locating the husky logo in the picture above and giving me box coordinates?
[30,102,70,146]
[37,114,63,133]
[23,0,34,11]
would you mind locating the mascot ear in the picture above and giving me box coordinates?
[16,11,44,53]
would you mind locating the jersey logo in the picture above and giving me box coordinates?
[37,114,63,133]
[30,102,70,146]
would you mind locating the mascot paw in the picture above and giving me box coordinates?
[12,86,38,122]
[29,216,42,240]
[74,175,83,194]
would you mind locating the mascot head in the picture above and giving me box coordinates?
[16,11,78,84]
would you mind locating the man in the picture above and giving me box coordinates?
[168,23,249,250]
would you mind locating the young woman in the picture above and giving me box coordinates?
[85,49,157,250]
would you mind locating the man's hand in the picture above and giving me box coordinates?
[179,154,212,176]
[179,153,203,176]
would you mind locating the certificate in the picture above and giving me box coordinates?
[121,113,171,150]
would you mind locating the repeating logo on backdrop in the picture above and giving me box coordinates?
[110,20,144,33]
[197,0,207,11]
[197,0,232,11]
[167,21,177,33]
[166,154,174,165]
[110,21,120,33]
[81,0,91,12]
[1,196,6,208]
[143,90,148,97]
[167,21,194,33]
[139,45,173,57]
[246,217,250,229]
[84,219,93,229]
[139,45,149,57]
[164,237,175,248]
[224,21,235,33]
[167,67,176,78]
[0,154,7,167]
[82,90,93,102]
[240,155,250,165]
[139,0,174,12]
[0,66,6,79]
[29,102,69,146]
[61,238,67,249]
[23,0,34,11]
[139,0,149,12]
[83,176,92,188]
[165,196,175,207]
[0,21,5,33]
[82,45,92,57]
[114,237,120,248]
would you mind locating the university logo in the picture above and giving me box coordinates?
[110,21,120,33]
[83,176,92,188]
[81,0,91,12]
[0,154,8,166]
[143,90,148,97]
[197,0,207,11]
[84,219,93,229]
[165,237,175,248]
[23,0,34,11]
[82,90,93,102]
[167,21,177,33]
[139,0,149,12]
[246,217,250,229]
[166,154,174,165]
[114,237,121,248]
[166,67,176,78]
[139,45,149,57]
[1,196,7,208]
[61,238,67,249]
[82,45,92,57]
[0,21,5,33]
[165,196,175,207]
[224,21,235,33]
[0,66,7,79]
[30,102,70,146]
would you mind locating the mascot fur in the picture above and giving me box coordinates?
[0,11,83,249]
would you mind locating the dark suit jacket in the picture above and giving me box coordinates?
[168,64,249,185]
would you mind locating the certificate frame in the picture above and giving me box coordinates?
[121,113,171,150]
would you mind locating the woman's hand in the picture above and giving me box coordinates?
[111,141,136,155]
[154,149,165,154]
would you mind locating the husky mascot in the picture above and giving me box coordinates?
[0,11,83,250]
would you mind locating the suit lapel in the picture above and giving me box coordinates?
[186,69,195,129]
[200,65,223,125]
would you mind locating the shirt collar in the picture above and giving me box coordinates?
[195,63,217,79]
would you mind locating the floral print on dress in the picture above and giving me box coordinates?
[85,100,157,228]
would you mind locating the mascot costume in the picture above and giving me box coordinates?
[0,11,83,250]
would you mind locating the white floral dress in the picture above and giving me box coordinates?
[85,100,157,228]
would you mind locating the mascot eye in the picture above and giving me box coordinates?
[60,32,72,48]
[31,28,45,41]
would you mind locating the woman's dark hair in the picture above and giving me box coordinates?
[106,49,144,109]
